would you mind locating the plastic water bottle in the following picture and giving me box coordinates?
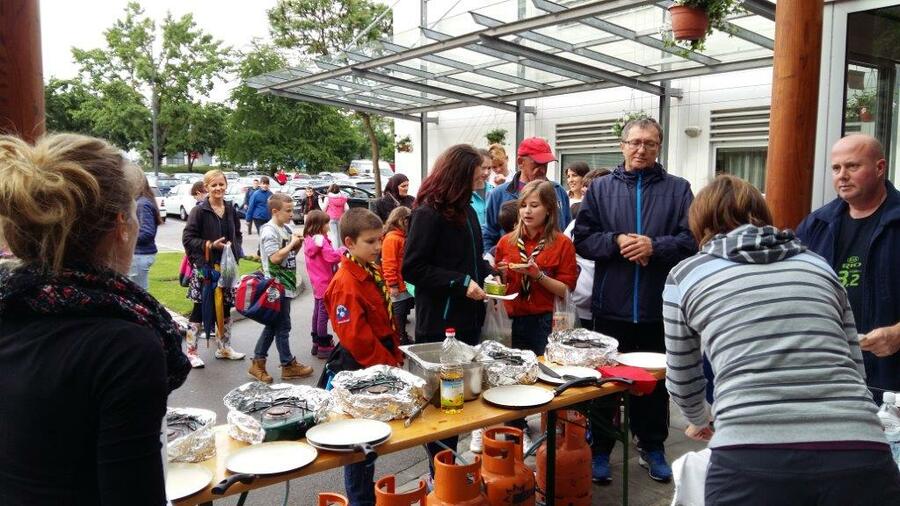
[440,328,465,414]
[876,391,900,470]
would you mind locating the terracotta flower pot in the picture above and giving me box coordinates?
[860,107,874,122]
[669,5,709,42]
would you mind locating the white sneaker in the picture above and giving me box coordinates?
[522,428,534,454]
[215,346,246,360]
[187,352,205,368]
[469,428,484,453]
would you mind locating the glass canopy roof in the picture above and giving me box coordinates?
[247,0,777,122]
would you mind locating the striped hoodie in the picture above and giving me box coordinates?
[663,225,885,448]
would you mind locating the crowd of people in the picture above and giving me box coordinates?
[1,121,899,504]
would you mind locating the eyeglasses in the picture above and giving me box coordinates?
[622,140,660,150]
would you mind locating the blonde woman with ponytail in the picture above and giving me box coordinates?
[0,133,190,504]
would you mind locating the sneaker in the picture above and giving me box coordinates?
[638,449,673,483]
[469,428,484,453]
[281,359,314,379]
[215,346,246,360]
[522,428,534,455]
[591,453,613,483]
[187,352,205,369]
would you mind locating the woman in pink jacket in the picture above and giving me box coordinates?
[303,210,342,358]
[324,183,349,248]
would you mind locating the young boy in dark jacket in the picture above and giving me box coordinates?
[322,208,402,505]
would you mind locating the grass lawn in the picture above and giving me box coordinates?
[148,252,260,315]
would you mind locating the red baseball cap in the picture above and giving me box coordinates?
[516,137,557,165]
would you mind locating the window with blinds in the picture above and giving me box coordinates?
[710,106,770,191]
[555,119,623,177]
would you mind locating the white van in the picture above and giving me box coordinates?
[349,159,393,179]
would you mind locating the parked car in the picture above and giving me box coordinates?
[172,173,203,185]
[349,159,393,179]
[166,183,199,221]
[149,185,167,223]
[146,174,180,195]
[291,184,375,225]
[223,171,240,180]
[225,184,251,219]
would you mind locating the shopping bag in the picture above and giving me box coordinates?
[178,255,192,287]
[671,448,711,506]
[218,244,240,289]
[234,271,285,325]
[552,290,577,332]
[481,299,512,347]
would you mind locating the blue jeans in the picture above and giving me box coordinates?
[129,253,156,290]
[511,312,553,356]
[344,454,376,506]
[253,297,294,365]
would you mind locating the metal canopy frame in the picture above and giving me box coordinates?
[248,0,777,127]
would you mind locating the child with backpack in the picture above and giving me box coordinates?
[303,210,341,359]
[248,194,315,382]
[381,206,414,345]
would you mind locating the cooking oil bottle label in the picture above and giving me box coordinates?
[441,377,464,411]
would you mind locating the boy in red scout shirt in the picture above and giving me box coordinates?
[320,207,401,505]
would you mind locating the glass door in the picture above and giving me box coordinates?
[843,6,900,181]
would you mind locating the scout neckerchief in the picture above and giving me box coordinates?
[517,233,545,299]
[343,250,396,331]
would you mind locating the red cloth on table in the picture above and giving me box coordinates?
[597,365,658,395]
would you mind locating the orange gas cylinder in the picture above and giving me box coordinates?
[318,492,349,505]
[481,427,536,506]
[427,450,490,506]
[375,474,428,506]
[535,411,592,506]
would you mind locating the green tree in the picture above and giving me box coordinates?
[44,78,95,134]
[71,2,231,171]
[222,44,361,173]
[268,0,393,196]
[166,102,230,171]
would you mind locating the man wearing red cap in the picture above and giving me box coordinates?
[482,137,571,252]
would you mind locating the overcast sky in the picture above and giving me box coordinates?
[40,0,277,100]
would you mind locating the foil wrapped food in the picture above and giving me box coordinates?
[223,382,332,443]
[166,407,216,463]
[330,365,427,421]
[475,340,539,386]
[545,328,619,368]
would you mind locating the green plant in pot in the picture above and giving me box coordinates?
[396,135,413,153]
[667,0,740,52]
[847,90,876,123]
[612,111,653,140]
[485,128,507,145]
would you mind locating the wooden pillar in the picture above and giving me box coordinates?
[764,0,824,229]
[0,0,45,143]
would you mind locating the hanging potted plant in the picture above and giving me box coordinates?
[612,111,653,140]
[667,0,740,52]
[396,135,413,153]
[485,128,507,146]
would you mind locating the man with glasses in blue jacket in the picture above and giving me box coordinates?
[573,118,697,484]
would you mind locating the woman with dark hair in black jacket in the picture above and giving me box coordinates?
[373,173,415,222]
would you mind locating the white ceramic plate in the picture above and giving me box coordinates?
[537,365,602,385]
[615,352,667,370]
[165,463,213,500]
[305,419,392,448]
[482,385,554,409]
[307,433,391,453]
[484,292,519,301]
[225,441,318,475]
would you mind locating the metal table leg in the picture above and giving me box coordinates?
[622,393,630,506]
[546,409,557,506]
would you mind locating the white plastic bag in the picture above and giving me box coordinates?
[218,244,240,289]
[482,299,512,347]
[671,448,711,506]
[552,290,576,332]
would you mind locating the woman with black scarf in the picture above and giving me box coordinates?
[373,173,415,222]
[0,133,190,505]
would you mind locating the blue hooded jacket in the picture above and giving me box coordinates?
[796,180,900,397]
[482,172,571,252]
[245,188,273,222]
[573,163,696,323]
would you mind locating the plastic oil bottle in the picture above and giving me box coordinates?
[876,391,900,470]
[440,328,465,414]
